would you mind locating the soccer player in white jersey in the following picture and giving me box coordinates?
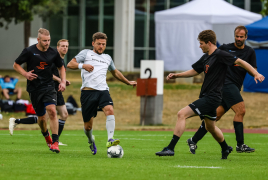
[67,32,137,155]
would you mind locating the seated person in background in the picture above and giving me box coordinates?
[0,75,22,100]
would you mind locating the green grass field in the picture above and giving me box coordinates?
[0,130,267,180]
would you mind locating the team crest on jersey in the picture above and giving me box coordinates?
[205,65,209,73]
[37,62,48,69]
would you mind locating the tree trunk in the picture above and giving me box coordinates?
[24,20,31,48]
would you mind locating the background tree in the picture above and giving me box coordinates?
[261,0,268,16]
[0,0,76,48]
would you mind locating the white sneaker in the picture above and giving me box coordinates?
[9,118,17,136]
[58,142,67,146]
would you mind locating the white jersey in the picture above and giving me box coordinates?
[75,49,116,91]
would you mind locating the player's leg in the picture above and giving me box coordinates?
[231,101,255,153]
[187,105,226,154]
[204,118,231,159]
[38,113,52,148]
[84,117,97,155]
[56,105,68,137]
[46,104,60,153]
[155,105,196,156]
[102,105,119,148]
[99,90,119,148]
[81,90,98,155]
[2,89,10,99]
[9,116,37,135]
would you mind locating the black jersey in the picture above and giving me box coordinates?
[192,49,237,99]
[51,58,65,89]
[218,43,257,90]
[15,44,63,92]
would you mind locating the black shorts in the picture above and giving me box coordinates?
[56,91,65,106]
[189,96,221,121]
[80,90,113,122]
[221,83,243,112]
[6,88,15,94]
[29,88,57,116]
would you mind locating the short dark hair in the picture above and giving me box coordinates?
[4,75,10,79]
[234,25,248,37]
[198,30,217,45]
[92,32,107,42]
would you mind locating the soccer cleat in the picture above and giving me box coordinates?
[186,138,197,154]
[236,144,255,153]
[221,149,230,159]
[155,147,174,156]
[9,118,17,136]
[50,142,60,153]
[45,132,53,148]
[106,138,120,148]
[228,146,233,153]
[89,135,97,155]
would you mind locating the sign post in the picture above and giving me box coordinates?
[137,60,164,125]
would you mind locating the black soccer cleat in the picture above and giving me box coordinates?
[186,138,197,154]
[221,149,230,159]
[155,147,174,156]
[236,144,255,153]
[228,146,233,153]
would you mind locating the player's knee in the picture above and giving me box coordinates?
[46,107,57,118]
[103,107,114,115]
[236,109,245,117]
[60,110,68,120]
[177,111,186,120]
[84,125,92,131]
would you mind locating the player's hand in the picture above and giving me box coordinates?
[166,73,176,80]
[129,81,137,88]
[254,73,265,83]
[58,82,66,92]
[83,64,94,73]
[66,80,71,86]
[25,70,38,81]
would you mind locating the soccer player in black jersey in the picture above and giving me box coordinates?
[155,30,264,159]
[9,39,70,146]
[13,28,66,153]
[187,26,257,154]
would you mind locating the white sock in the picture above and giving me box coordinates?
[84,127,94,143]
[106,115,115,140]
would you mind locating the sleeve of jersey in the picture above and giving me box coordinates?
[108,58,116,71]
[75,49,88,63]
[15,48,30,65]
[191,55,205,74]
[218,50,237,66]
[249,49,257,68]
[55,52,64,68]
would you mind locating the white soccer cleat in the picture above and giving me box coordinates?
[9,118,17,136]
[58,142,68,146]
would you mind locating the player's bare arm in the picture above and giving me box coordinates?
[53,75,70,86]
[67,58,94,72]
[234,59,265,83]
[167,69,199,80]
[13,62,38,81]
[110,69,137,87]
[58,65,66,92]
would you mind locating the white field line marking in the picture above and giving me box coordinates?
[176,165,222,169]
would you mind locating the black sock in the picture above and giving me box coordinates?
[15,117,37,124]
[219,140,228,151]
[192,120,208,144]
[167,135,180,151]
[42,129,49,137]
[234,121,244,146]
[58,119,66,137]
[52,134,59,143]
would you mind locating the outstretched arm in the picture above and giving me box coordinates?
[110,69,137,87]
[166,69,199,80]
[235,58,265,83]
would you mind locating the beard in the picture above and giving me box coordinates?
[235,40,245,47]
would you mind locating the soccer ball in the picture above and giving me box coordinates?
[107,145,124,158]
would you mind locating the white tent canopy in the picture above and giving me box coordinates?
[155,0,262,71]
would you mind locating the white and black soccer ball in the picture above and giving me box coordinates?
[107,145,124,158]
